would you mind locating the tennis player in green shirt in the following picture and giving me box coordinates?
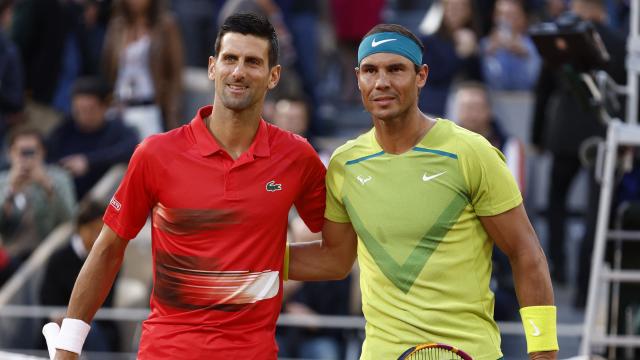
[287,23,558,360]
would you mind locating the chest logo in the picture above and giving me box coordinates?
[266,180,282,192]
[422,171,446,182]
[356,175,372,185]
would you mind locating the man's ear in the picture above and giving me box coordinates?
[417,64,429,89]
[267,64,281,89]
[208,56,216,81]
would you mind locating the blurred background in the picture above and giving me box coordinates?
[0,0,637,358]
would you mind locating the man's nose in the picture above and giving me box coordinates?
[230,63,246,81]
[374,72,390,89]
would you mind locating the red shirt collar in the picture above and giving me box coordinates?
[191,105,270,158]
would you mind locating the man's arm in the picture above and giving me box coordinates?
[288,219,357,281]
[479,203,557,360]
[54,225,128,360]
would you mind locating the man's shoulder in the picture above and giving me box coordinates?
[266,123,317,157]
[136,125,191,156]
[328,130,375,166]
[435,119,493,152]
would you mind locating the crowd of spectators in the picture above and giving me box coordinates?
[0,0,634,357]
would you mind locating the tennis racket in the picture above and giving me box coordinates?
[398,343,473,360]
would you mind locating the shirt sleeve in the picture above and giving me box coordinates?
[461,135,523,217]
[103,140,158,240]
[324,155,350,223]
[293,143,327,233]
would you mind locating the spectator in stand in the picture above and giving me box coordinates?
[282,273,354,359]
[0,127,75,285]
[47,77,138,200]
[39,198,120,352]
[272,97,309,137]
[102,0,184,139]
[454,81,526,191]
[480,0,541,91]
[330,0,385,103]
[170,0,219,68]
[12,0,107,133]
[0,0,24,165]
[419,0,482,116]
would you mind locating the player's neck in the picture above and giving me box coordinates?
[373,108,435,154]
[208,105,262,160]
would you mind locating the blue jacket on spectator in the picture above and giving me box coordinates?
[47,115,138,199]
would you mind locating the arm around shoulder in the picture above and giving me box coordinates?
[288,219,357,281]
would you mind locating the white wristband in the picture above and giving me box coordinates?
[55,318,91,355]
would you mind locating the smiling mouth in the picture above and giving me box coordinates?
[227,84,248,92]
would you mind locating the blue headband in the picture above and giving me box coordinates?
[357,32,422,66]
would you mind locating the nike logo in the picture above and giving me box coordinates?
[371,38,397,47]
[422,171,446,182]
[266,180,282,192]
[529,320,541,337]
[357,175,372,185]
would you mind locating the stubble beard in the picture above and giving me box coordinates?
[218,90,255,111]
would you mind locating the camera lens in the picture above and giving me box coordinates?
[20,148,37,158]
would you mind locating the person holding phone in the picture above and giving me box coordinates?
[0,127,76,285]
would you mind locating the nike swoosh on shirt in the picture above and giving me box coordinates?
[422,171,446,182]
[529,320,541,337]
[371,38,397,47]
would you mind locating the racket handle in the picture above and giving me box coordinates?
[42,322,60,360]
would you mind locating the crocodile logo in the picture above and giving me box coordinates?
[266,180,282,192]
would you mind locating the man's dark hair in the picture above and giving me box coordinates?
[214,13,279,67]
[72,77,112,103]
[76,198,106,227]
[362,24,425,73]
[8,126,45,149]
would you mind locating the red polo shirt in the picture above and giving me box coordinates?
[104,106,326,359]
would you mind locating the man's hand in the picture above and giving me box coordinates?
[8,163,31,193]
[530,351,557,360]
[54,349,79,360]
[60,154,89,177]
[30,162,54,195]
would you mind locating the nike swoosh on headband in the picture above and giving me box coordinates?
[371,38,397,47]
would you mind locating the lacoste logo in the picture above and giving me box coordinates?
[422,171,446,182]
[357,175,372,185]
[266,180,282,192]
[110,197,122,212]
[371,38,397,47]
[529,320,541,337]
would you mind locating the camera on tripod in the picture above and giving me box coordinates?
[529,12,610,71]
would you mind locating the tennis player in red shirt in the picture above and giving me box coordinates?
[49,13,326,360]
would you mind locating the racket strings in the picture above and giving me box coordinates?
[407,348,462,360]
